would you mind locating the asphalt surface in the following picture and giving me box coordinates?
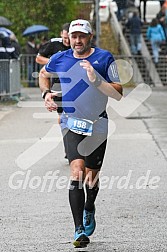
[0,86,167,252]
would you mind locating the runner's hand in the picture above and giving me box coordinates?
[44,92,58,112]
[80,60,96,82]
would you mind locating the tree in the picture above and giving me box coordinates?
[0,0,79,47]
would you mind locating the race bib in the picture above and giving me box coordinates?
[67,116,93,136]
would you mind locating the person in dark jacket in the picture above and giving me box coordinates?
[10,33,21,58]
[0,32,18,59]
[115,0,128,21]
[36,23,70,65]
[126,11,143,54]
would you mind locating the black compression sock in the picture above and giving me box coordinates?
[69,180,85,230]
[85,182,99,212]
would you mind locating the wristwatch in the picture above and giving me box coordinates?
[92,75,102,87]
[42,90,51,99]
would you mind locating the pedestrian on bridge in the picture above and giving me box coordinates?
[147,18,166,64]
[126,11,143,55]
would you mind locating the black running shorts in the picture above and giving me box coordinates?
[63,129,107,169]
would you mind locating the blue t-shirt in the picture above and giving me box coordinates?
[45,47,119,133]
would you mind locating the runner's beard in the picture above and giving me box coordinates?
[73,38,92,55]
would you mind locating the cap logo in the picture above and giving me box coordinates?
[72,23,84,27]
[69,19,92,34]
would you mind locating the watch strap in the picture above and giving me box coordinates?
[42,90,51,99]
[92,74,102,87]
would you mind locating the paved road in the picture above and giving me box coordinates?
[0,87,167,252]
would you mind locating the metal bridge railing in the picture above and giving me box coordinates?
[20,54,41,88]
[0,59,21,97]
[11,54,167,87]
[1,54,166,98]
[20,54,159,86]
[115,55,154,86]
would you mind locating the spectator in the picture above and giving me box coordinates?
[38,35,48,50]
[147,18,166,64]
[25,36,38,87]
[126,11,143,55]
[10,33,21,58]
[0,32,18,59]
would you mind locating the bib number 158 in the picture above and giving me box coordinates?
[73,120,87,129]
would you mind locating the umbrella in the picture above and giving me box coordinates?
[0,30,9,38]
[0,27,14,36]
[0,16,12,26]
[22,25,49,36]
[0,27,18,42]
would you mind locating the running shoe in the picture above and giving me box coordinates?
[73,226,90,248]
[83,208,96,236]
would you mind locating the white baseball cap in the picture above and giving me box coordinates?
[69,19,92,34]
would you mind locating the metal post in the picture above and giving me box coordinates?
[95,0,100,47]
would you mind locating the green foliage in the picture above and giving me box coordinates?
[0,0,80,49]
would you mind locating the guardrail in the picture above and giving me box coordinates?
[0,54,166,98]
[20,54,165,86]
[0,59,21,97]
[20,54,41,88]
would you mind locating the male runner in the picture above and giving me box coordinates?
[39,19,122,248]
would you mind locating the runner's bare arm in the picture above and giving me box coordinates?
[39,66,51,91]
[80,60,122,100]
[39,66,58,112]
[98,82,122,101]
[36,54,49,65]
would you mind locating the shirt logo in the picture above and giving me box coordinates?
[93,60,99,64]
[110,64,119,78]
